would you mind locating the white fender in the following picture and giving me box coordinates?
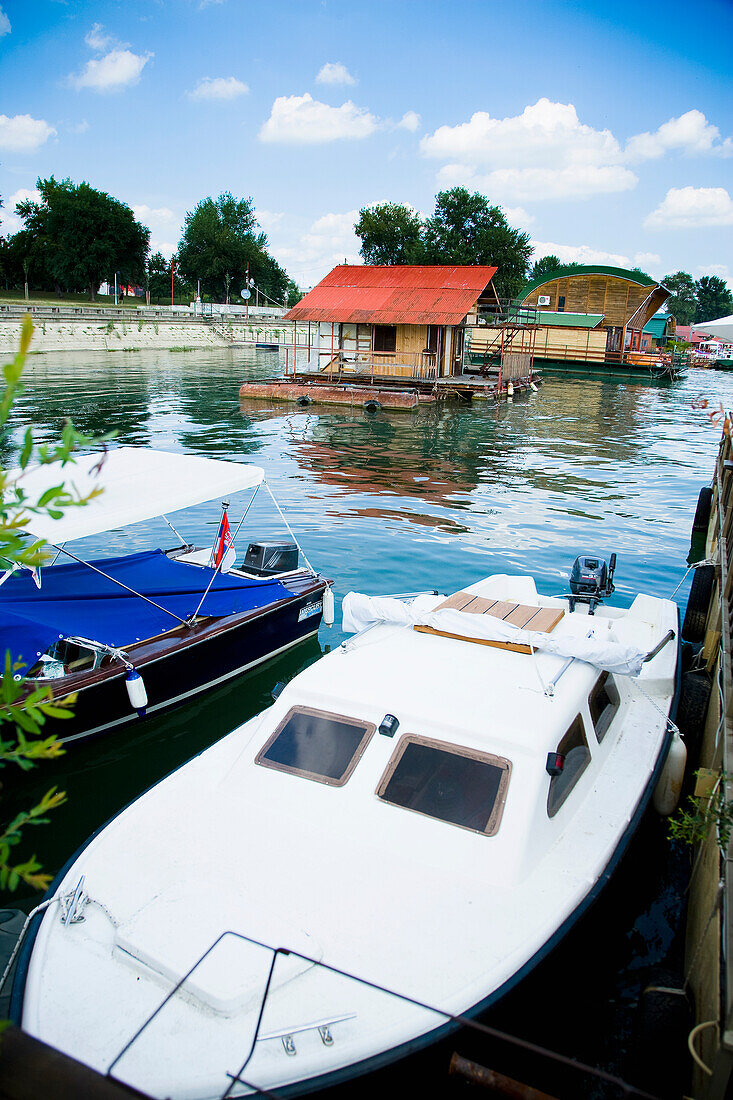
[125,668,148,717]
[323,585,335,627]
[507,382,514,398]
[653,730,687,815]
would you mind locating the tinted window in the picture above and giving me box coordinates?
[589,672,620,742]
[374,325,397,353]
[547,716,591,818]
[377,735,511,835]
[256,707,375,786]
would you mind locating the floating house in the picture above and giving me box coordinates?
[284,264,503,380]
[641,311,676,349]
[513,265,671,367]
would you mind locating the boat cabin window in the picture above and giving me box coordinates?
[589,672,620,743]
[547,716,591,818]
[255,706,375,787]
[376,735,511,836]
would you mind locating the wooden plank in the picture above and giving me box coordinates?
[414,624,535,654]
[437,592,480,611]
[504,604,541,628]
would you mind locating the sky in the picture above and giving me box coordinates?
[0,0,732,291]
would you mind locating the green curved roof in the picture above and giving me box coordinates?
[516,264,658,305]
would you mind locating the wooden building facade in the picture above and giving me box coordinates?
[516,265,670,361]
[285,265,501,381]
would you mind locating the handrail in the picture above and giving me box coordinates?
[104,925,663,1100]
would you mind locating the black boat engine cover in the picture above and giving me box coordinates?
[570,555,608,598]
[243,540,299,576]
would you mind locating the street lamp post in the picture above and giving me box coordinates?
[114,272,118,307]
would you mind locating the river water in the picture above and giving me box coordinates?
[7,346,733,1096]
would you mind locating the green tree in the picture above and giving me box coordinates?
[423,188,532,298]
[354,203,425,265]
[15,177,149,300]
[0,317,113,891]
[662,271,698,326]
[695,275,733,324]
[285,278,302,309]
[177,192,290,305]
[530,254,562,281]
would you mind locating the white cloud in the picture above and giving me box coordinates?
[188,76,249,101]
[316,62,356,86]
[131,204,180,259]
[503,206,535,229]
[437,162,636,202]
[645,186,733,228]
[634,252,661,268]
[0,114,56,152]
[422,98,622,169]
[0,188,41,235]
[85,22,114,51]
[625,109,733,162]
[421,98,638,202]
[256,209,284,232]
[0,6,10,35]
[275,209,361,283]
[397,111,420,133]
[260,93,379,144]
[70,49,152,92]
[531,239,631,267]
[68,119,89,134]
[697,264,730,279]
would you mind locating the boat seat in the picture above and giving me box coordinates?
[414,592,564,654]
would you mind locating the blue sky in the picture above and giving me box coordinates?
[1,0,731,289]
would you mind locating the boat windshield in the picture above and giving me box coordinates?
[255,706,375,786]
[377,735,511,836]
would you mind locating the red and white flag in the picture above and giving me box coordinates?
[214,510,233,569]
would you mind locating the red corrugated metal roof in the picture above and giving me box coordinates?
[286,264,497,325]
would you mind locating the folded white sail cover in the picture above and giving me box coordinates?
[8,448,264,544]
[342,593,647,677]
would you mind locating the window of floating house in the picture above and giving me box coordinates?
[373,325,397,353]
[426,325,439,354]
[256,706,376,786]
[557,296,566,312]
[377,734,512,836]
[547,716,591,818]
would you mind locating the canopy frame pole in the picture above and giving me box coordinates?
[161,516,187,547]
[51,545,189,627]
[187,487,259,624]
[263,480,316,575]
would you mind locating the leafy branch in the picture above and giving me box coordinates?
[668,770,733,854]
[0,316,112,892]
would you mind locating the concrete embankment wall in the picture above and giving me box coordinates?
[0,308,304,354]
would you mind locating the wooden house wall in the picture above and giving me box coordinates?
[524,275,654,329]
[395,325,429,355]
[469,325,607,360]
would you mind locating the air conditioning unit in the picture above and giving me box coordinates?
[538,295,551,306]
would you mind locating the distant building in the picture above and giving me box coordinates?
[641,311,676,349]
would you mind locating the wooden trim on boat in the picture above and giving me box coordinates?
[414,592,564,654]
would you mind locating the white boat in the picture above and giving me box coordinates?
[11,558,681,1097]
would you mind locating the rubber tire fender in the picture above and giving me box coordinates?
[675,669,713,759]
[681,564,715,643]
[692,485,713,534]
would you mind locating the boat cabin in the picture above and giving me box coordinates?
[285,265,500,380]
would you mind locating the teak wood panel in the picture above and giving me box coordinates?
[526,275,658,328]
[414,591,565,653]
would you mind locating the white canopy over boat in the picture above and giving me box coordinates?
[7,447,264,544]
[691,314,733,340]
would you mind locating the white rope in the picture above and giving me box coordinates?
[0,896,60,994]
[669,558,716,600]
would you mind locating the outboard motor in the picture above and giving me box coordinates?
[568,553,616,613]
[243,539,299,577]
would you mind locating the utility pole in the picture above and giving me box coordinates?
[245,261,249,321]
[114,272,118,307]
[171,259,174,307]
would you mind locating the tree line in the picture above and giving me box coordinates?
[660,271,732,326]
[0,178,301,307]
[354,189,532,299]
